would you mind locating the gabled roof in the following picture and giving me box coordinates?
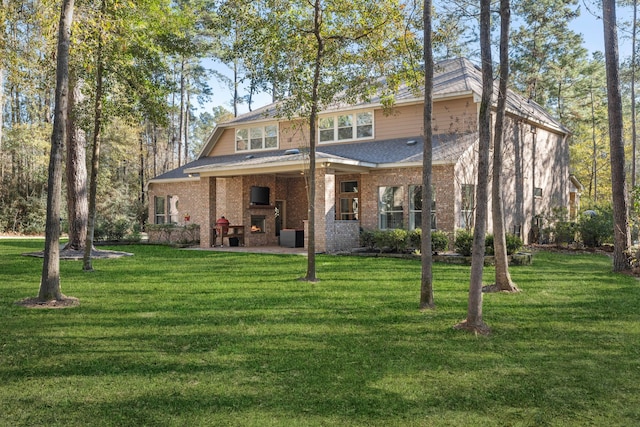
[197,58,567,159]
[149,57,568,185]
[148,133,477,183]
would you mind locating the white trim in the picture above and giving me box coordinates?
[146,176,200,190]
[184,157,377,177]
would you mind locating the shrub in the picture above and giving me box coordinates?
[387,229,409,253]
[431,230,449,254]
[407,229,449,254]
[505,233,523,255]
[543,207,576,246]
[0,195,47,234]
[578,206,613,247]
[408,228,421,249]
[484,233,523,256]
[360,229,376,249]
[123,231,142,243]
[485,234,495,255]
[370,229,409,253]
[372,230,390,251]
[94,217,130,241]
[180,223,201,244]
[454,229,474,256]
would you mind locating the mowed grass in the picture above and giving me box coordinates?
[1,240,639,426]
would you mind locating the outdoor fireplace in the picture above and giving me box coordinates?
[250,215,266,233]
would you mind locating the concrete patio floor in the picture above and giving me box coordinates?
[185,245,308,255]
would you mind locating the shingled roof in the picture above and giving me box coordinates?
[149,133,476,183]
[150,57,566,183]
[207,58,566,138]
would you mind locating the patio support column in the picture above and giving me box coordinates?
[199,177,216,248]
[313,168,335,253]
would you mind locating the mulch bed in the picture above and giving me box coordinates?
[15,296,80,309]
[22,247,133,260]
[16,246,133,309]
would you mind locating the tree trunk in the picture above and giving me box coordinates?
[602,0,631,272]
[152,122,158,178]
[0,0,5,180]
[490,0,519,293]
[0,66,4,180]
[185,83,190,164]
[39,0,74,301]
[139,134,145,204]
[233,55,239,117]
[455,0,491,335]
[590,87,598,202]
[83,0,105,271]
[304,0,323,282]
[178,58,185,166]
[420,0,435,310]
[632,0,637,188]
[64,74,88,251]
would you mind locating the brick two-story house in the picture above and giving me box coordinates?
[147,58,579,252]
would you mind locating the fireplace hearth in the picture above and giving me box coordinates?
[250,215,266,233]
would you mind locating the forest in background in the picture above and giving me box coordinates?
[0,0,638,236]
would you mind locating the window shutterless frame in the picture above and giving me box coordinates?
[319,111,373,143]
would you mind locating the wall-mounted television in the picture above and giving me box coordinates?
[250,186,270,206]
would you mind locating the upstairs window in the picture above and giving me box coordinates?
[236,124,278,152]
[319,111,373,143]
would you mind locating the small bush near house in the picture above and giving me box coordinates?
[371,230,389,251]
[408,228,421,249]
[432,231,449,254]
[543,207,576,246]
[454,229,474,256]
[367,229,409,253]
[484,233,523,256]
[123,231,142,243]
[178,224,200,245]
[485,234,494,255]
[505,233,524,255]
[578,205,613,247]
[407,229,449,254]
[360,229,376,249]
[362,228,451,254]
[383,229,409,253]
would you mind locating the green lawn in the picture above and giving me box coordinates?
[1,240,639,426]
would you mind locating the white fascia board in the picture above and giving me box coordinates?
[433,91,475,101]
[145,176,200,190]
[147,176,200,185]
[185,157,376,177]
